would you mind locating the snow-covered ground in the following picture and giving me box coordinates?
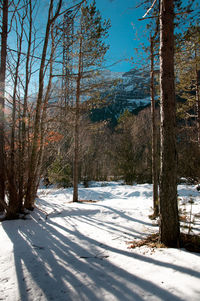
[0,183,200,301]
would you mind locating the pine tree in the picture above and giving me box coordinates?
[159,0,180,247]
[176,26,200,145]
[72,0,110,202]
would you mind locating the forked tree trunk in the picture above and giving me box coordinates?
[19,0,33,206]
[0,0,8,212]
[24,0,62,209]
[6,16,25,218]
[159,0,180,247]
[24,2,54,209]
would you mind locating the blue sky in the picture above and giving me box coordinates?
[8,0,198,77]
[94,0,200,73]
[34,0,146,73]
[94,0,149,73]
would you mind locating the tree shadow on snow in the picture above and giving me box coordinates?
[2,208,199,301]
[94,203,153,227]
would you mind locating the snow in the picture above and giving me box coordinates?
[0,183,200,301]
[127,97,151,107]
[124,85,134,92]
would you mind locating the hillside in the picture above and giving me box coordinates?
[90,69,153,127]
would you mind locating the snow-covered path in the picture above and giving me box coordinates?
[0,183,200,301]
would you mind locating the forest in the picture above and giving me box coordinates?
[0,0,200,300]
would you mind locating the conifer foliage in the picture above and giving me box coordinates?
[72,1,110,202]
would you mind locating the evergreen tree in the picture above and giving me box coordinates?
[72,0,110,202]
[176,26,200,144]
[159,0,180,247]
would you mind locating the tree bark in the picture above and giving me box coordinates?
[150,36,159,218]
[159,0,180,247]
[6,14,25,218]
[0,0,8,212]
[35,21,55,198]
[73,35,82,203]
[195,47,200,146]
[19,0,33,205]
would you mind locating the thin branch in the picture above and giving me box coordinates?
[143,0,157,19]
[7,47,63,64]
[139,10,194,21]
[52,59,124,78]
[53,0,86,20]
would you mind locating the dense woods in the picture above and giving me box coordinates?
[0,0,199,248]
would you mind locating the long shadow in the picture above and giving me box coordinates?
[49,216,200,279]
[93,203,153,227]
[37,198,200,276]
[46,201,153,228]
[72,214,145,239]
[41,201,153,241]
[3,214,100,301]
[178,186,200,198]
[2,209,187,301]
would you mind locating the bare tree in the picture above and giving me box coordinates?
[6,7,27,217]
[18,0,34,205]
[24,0,63,210]
[0,0,8,212]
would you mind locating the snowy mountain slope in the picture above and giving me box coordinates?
[90,69,154,126]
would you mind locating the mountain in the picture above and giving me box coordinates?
[90,68,152,127]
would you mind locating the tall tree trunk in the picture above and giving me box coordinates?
[150,35,159,219]
[0,0,8,212]
[35,21,55,198]
[73,36,82,203]
[159,0,180,247]
[6,16,25,218]
[19,0,33,205]
[195,47,200,146]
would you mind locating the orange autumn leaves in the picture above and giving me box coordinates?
[45,131,64,145]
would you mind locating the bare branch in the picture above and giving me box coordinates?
[143,0,157,19]
[139,9,194,21]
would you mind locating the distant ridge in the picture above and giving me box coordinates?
[90,68,152,127]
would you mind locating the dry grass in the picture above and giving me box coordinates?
[128,233,166,249]
[69,199,98,203]
[128,233,200,253]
